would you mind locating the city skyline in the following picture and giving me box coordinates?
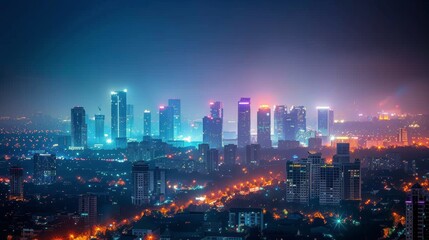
[1,1,429,239]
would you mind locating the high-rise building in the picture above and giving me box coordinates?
[198,143,210,167]
[168,99,181,139]
[342,160,361,201]
[257,105,271,148]
[399,128,409,146]
[274,105,287,143]
[33,153,56,185]
[223,144,237,166]
[207,149,219,173]
[148,167,166,202]
[159,105,174,142]
[290,106,306,141]
[203,116,223,149]
[144,110,151,137]
[78,194,97,228]
[9,166,24,201]
[210,101,223,119]
[246,144,261,166]
[405,183,429,240]
[286,161,309,204]
[71,107,87,148]
[132,161,150,206]
[305,153,323,202]
[237,98,251,148]
[111,90,127,142]
[127,104,134,138]
[332,143,361,201]
[283,112,295,141]
[94,114,105,144]
[319,164,342,205]
[317,106,334,143]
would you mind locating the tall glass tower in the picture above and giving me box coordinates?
[143,110,151,137]
[257,105,271,148]
[168,99,181,139]
[237,98,251,148]
[71,106,87,148]
[111,90,127,142]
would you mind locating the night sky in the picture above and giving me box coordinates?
[1,0,429,125]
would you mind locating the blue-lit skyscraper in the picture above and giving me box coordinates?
[274,105,287,142]
[111,90,127,142]
[168,99,181,139]
[203,116,223,149]
[94,114,105,144]
[203,101,223,149]
[290,106,306,140]
[144,110,151,137]
[159,105,174,142]
[317,106,334,137]
[71,106,87,148]
[257,105,271,148]
[210,101,223,119]
[127,104,134,138]
[237,98,251,148]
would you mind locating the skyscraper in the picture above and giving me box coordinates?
[33,153,56,185]
[274,105,287,143]
[168,99,181,139]
[237,98,251,148]
[94,114,105,144]
[9,166,24,201]
[305,152,323,203]
[144,110,151,137]
[257,105,271,148]
[132,161,150,206]
[406,183,429,240]
[290,106,306,141]
[159,105,174,142]
[319,164,342,206]
[198,143,210,167]
[202,101,223,148]
[210,101,223,119]
[317,106,334,143]
[127,104,134,138]
[283,112,295,141]
[78,194,97,228]
[223,144,237,166]
[286,161,310,204]
[148,167,166,202]
[342,159,361,201]
[71,106,87,148]
[207,149,219,173]
[203,116,223,149]
[332,143,361,201]
[245,144,261,166]
[111,90,127,142]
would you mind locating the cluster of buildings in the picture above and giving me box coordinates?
[285,143,361,206]
[68,89,343,152]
